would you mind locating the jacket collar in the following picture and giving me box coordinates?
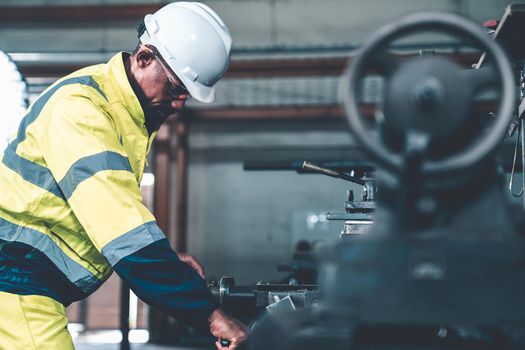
[107,52,146,129]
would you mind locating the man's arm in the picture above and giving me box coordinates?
[41,93,246,347]
[113,238,216,322]
[114,238,247,348]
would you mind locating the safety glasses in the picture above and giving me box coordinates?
[149,47,190,98]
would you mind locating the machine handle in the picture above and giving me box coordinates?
[302,161,366,185]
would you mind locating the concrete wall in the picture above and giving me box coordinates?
[178,119,364,284]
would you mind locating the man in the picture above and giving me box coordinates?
[0,2,247,349]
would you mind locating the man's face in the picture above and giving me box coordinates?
[133,47,190,130]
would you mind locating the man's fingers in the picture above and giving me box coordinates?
[193,262,205,278]
[208,309,248,350]
[177,253,206,278]
[215,340,229,350]
[186,257,205,278]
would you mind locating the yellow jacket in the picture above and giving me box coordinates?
[0,52,215,322]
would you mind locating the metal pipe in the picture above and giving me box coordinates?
[154,124,172,237]
[145,118,188,345]
[14,53,480,79]
[119,281,130,350]
[148,124,172,344]
[174,119,189,252]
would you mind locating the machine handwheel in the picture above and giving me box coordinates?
[340,11,515,175]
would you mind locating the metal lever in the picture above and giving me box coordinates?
[302,161,366,185]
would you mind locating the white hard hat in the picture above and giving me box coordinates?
[139,2,232,103]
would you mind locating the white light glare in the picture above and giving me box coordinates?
[0,50,28,152]
[140,172,155,187]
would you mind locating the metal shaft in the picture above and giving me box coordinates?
[302,161,366,185]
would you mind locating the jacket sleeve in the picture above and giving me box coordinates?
[41,93,216,323]
[114,238,217,323]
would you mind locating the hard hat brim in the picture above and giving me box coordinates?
[173,70,215,104]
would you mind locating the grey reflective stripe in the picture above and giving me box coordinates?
[59,151,132,199]
[0,216,102,293]
[2,146,64,198]
[13,76,106,149]
[102,221,165,266]
[2,76,107,199]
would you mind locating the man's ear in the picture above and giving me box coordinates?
[135,48,155,69]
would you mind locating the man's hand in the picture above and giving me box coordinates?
[176,252,205,279]
[208,309,248,350]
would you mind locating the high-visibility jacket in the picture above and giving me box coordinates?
[0,52,215,323]
[0,292,74,350]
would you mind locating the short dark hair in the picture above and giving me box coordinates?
[136,21,146,38]
[131,21,148,55]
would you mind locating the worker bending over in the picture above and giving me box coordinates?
[0,2,247,349]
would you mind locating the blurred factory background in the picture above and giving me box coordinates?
[0,0,522,348]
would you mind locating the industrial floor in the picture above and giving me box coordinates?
[75,345,199,350]
[72,330,210,350]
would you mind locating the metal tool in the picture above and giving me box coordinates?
[209,276,319,311]
[302,161,367,185]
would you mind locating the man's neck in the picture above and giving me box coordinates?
[123,53,156,135]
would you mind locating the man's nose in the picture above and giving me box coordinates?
[171,95,189,110]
